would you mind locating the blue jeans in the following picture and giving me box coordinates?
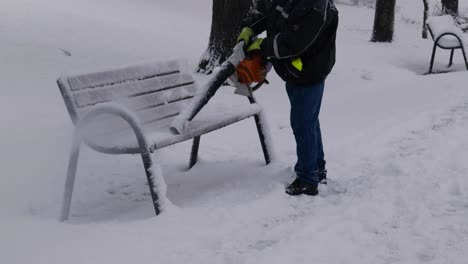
[286,81,326,185]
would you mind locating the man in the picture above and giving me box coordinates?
[237,0,339,196]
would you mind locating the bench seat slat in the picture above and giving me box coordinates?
[81,100,191,136]
[73,72,194,108]
[77,83,197,116]
[67,60,181,91]
[151,104,262,149]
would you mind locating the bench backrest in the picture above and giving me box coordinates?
[58,60,197,133]
[427,15,465,41]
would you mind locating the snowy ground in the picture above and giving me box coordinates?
[1,0,468,263]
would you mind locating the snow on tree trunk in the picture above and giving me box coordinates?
[371,0,396,43]
[197,0,253,74]
[442,0,458,16]
[422,0,429,39]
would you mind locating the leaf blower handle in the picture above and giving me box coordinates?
[229,41,247,67]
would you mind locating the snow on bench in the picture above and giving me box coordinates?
[427,15,468,73]
[57,60,272,221]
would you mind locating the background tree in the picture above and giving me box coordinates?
[441,0,458,15]
[197,0,254,74]
[371,0,396,42]
[422,0,429,39]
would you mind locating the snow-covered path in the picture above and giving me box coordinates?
[1,1,468,264]
[4,100,468,263]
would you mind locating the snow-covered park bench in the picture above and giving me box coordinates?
[57,60,271,221]
[427,15,468,74]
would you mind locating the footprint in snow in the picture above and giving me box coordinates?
[248,240,278,251]
[360,70,373,80]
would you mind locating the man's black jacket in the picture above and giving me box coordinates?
[244,0,338,85]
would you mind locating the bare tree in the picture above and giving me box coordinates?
[422,0,429,39]
[371,0,396,42]
[197,0,254,74]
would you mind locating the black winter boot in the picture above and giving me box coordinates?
[285,178,318,196]
[318,169,327,184]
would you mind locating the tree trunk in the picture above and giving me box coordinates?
[371,0,396,42]
[422,0,429,39]
[197,0,254,74]
[441,0,458,16]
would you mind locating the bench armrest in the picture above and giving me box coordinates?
[76,103,151,154]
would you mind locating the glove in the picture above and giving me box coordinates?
[247,38,264,53]
[237,27,254,45]
[236,53,267,84]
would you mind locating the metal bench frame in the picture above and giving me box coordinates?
[57,66,271,222]
[428,21,468,74]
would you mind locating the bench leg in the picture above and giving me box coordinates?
[61,135,81,222]
[462,47,468,71]
[449,49,455,67]
[140,148,161,215]
[429,43,437,74]
[189,136,201,169]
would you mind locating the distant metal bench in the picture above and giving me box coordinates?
[427,15,468,74]
[57,60,271,221]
